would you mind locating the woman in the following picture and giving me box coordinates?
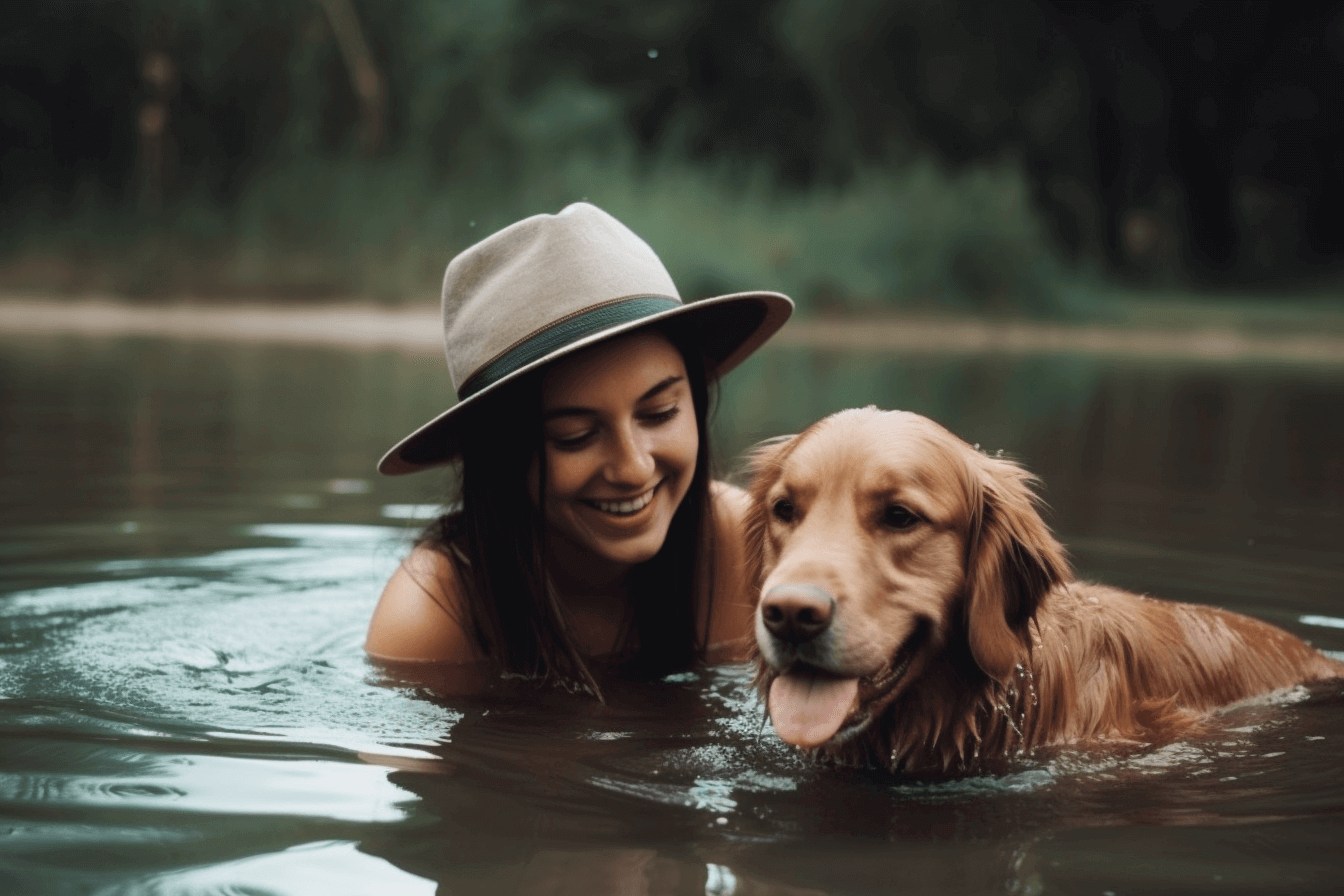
[366,202,791,694]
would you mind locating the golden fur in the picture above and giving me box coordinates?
[747,407,1343,776]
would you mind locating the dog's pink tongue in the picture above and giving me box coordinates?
[769,672,860,748]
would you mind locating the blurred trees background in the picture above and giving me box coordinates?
[2,0,1342,313]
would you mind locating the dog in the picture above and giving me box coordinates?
[747,407,1343,775]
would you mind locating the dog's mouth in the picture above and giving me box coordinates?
[767,621,928,749]
[767,666,860,749]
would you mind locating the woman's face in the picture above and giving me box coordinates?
[537,329,699,574]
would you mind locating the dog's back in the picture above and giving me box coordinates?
[1031,583,1344,745]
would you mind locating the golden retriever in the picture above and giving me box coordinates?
[747,407,1343,775]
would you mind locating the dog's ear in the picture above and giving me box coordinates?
[740,434,797,592]
[964,452,1070,682]
[743,434,797,502]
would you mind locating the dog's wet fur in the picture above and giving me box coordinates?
[747,407,1343,776]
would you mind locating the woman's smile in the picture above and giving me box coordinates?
[582,480,662,517]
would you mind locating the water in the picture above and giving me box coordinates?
[2,330,1343,894]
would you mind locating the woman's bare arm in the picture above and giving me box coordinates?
[365,546,480,663]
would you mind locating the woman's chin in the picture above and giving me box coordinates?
[557,498,676,566]
[542,460,699,571]
[585,531,666,568]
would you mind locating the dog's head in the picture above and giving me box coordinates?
[747,407,1069,750]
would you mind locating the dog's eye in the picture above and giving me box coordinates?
[771,497,796,523]
[882,504,920,530]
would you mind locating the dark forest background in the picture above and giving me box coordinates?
[3,0,1343,315]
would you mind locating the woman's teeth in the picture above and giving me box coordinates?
[588,486,656,515]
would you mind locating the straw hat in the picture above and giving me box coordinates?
[378,202,793,474]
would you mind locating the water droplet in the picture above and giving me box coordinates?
[120,521,139,534]
[1247,538,1255,546]
[469,220,477,228]
[648,48,659,59]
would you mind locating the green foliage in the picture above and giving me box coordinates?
[0,0,1072,313]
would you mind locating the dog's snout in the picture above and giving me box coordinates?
[761,584,836,643]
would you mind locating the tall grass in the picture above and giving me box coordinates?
[3,142,1070,314]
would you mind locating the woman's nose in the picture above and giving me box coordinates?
[605,423,655,484]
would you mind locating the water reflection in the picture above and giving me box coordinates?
[96,841,437,896]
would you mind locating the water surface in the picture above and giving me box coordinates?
[2,331,1342,894]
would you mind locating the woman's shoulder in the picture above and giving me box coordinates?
[700,480,757,662]
[365,544,480,664]
[710,479,751,527]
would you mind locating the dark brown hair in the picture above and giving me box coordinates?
[420,323,716,697]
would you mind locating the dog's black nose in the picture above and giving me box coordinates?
[761,584,835,642]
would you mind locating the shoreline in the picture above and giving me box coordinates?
[2,296,1343,365]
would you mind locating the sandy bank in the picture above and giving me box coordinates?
[2,296,1342,365]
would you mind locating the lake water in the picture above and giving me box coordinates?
[2,328,1343,895]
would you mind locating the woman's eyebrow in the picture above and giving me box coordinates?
[542,375,685,421]
[638,374,684,402]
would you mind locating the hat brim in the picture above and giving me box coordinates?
[377,291,793,474]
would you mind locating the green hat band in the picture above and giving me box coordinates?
[457,296,681,400]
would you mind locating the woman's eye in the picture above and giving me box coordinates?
[771,497,795,523]
[882,504,920,530]
[549,430,594,450]
[641,405,680,425]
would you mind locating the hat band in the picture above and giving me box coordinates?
[457,295,681,400]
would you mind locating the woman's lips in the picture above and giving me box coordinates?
[582,481,661,516]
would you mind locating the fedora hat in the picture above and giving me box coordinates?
[378,202,793,474]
